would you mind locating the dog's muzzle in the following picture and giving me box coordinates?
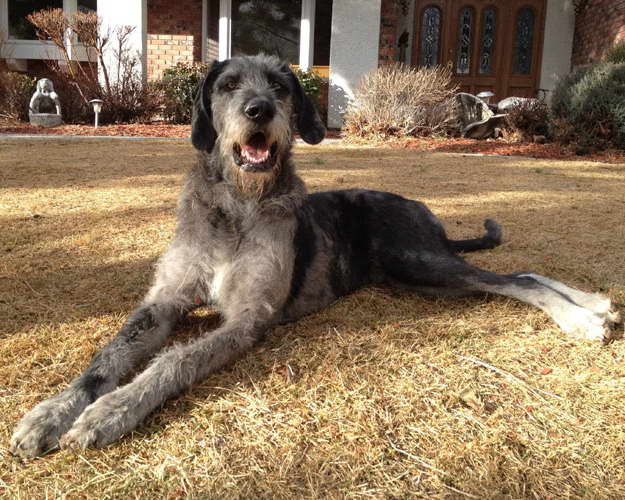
[233,132,278,172]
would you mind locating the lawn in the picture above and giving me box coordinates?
[1,138,624,498]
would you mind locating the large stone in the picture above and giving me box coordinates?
[29,113,63,128]
[454,92,507,139]
[497,96,539,113]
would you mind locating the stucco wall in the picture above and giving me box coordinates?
[539,0,576,96]
[328,0,382,128]
[99,0,148,82]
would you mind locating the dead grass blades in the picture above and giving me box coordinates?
[1,139,625,498]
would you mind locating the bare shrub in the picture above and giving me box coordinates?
[505,99,551,142]
[343,63,458,140]
[0,72,37,121]
[26,8,159,124]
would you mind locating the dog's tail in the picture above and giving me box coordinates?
[449,219,502,253]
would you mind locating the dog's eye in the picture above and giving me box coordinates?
[223,81,239,91]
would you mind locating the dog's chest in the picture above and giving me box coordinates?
[198,209,254,306]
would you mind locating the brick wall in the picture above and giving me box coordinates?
[572,0,625,66]
[378,0,399,65]
[147,0,203,80]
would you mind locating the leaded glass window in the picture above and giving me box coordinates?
[513,8,535,74]
[419,7,442,67]
[456,7,474,75]
[478,8,496,74]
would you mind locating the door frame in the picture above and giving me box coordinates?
[411,0,546,99]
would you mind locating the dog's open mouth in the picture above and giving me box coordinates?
[233,132,278,172]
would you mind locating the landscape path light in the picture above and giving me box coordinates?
[89,99,104,128]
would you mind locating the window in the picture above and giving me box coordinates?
[478,7,496,74]
[231,0,302,64]
[418,6,441,67]
[512,7,535,74]
[455,7,474,74]
[9,0,63,40]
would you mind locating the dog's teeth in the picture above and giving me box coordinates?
[241,150,269,164]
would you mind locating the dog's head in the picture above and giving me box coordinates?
[191,55,325,196]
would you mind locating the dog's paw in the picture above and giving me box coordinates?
[10,392,84,458]
[557,303,621,342]
[60,391,136,450]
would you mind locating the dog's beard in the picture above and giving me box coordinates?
[220,132,289,200]
[232,161,280,199]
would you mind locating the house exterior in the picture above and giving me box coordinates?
[1,0,624,128]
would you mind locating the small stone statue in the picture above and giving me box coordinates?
[29,78,63,127]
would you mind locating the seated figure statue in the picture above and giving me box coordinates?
[29,78,63,127]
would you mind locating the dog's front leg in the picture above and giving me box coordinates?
[10,300,187,458]
[59,315,269,450]
[58,229,294,450]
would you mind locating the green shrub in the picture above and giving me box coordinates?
[0,72,37,121]
[604,40,625,64]
[158,63,209,124]
[292,67,323,102]
[550,62,625,149]
[292,67,326,122]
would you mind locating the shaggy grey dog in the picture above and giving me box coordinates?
[11,55,620,458]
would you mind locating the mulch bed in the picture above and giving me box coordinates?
[394,137,625,164]
[1,121,624,163]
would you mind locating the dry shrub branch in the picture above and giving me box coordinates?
[26,8,158,123]
[343,63,458,140]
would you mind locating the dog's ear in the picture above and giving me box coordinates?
[286,67,326,145]
[191,60,228,152]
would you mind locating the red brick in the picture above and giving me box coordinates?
[573,0,625,66]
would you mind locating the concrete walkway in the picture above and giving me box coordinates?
[0,134,342,144]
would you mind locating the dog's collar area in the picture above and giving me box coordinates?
[233,132,278,172]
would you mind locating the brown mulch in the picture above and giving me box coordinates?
[1,120,623,163]
[0,122,191,138]
[0,121,344,140]
[394,137,625,164]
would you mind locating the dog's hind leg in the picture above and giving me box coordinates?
[384,252,619,341]
[10,287,194,458]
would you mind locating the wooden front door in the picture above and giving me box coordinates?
[411,0,546,101]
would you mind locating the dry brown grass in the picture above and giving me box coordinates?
[1,139,625,499]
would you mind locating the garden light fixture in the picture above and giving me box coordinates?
[89,99,104,128]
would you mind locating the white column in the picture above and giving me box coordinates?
[299,0,315,69]
[539,0,575,99]
[98,0,148,83]
[0,0,8,42]
[219,0,231,60]
[63,0,77,61]
[328,0,381,128]
[202,0,207,62]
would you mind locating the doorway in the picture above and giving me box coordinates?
[411,0,546,100]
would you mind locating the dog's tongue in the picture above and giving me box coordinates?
[242,133,269,162]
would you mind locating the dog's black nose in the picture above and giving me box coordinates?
[244,98,274,123]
